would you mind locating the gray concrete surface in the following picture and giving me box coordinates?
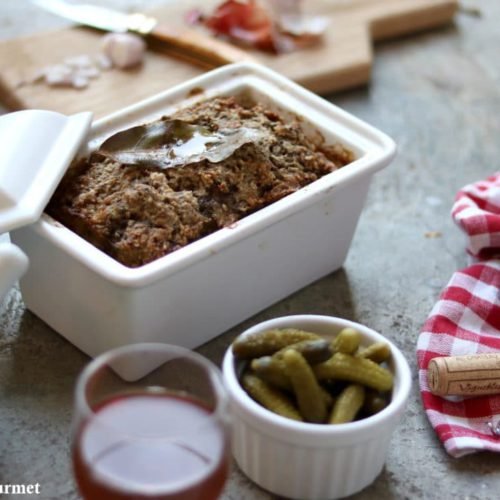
[1,1,500,499]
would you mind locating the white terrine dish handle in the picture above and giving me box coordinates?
[0,243,29,302]
[0,109,93,300]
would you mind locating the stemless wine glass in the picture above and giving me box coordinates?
[71,343,230,500]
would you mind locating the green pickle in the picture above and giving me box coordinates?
[329,384,365,424]
[331,327,361,354]
[241,372,303,421]
[250,356,291,390]
[283,349,328,423]
[320,386,335,409]
[314,352,393,392]
[273,339,332,364]
[237,326,394,424]
[356,342,391,363]
[232,328,321,360]
[363,390,390,415]
[251,355,335,409]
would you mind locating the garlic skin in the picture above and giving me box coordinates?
[101,33,146,69]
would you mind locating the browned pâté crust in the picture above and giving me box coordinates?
[47,97,354,267]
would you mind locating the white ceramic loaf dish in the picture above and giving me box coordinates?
[222,315,412,500]
[11,63,396,357]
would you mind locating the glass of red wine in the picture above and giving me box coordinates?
[71,343,230,500]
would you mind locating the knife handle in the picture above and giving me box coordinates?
[147,24,256,68]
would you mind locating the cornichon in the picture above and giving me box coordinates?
[329,384,365,424]
[283,349,328,423]
[331,327,361,355]
[237,326,395,425]
[232,328,321,359]
[250,356,291,390]
[320,386,335,409]
[241,372,303,421]
[363,390,389,415]
[251,355,335,409]
[356,342,391,363]
[273,339,332,364]
[314,352,394,392]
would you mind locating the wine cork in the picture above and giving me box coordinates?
[428,353,500,397]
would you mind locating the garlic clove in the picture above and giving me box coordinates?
[101,33,146,69]
[76,66,101,79]
[44,64,74,85]
[64,54,94,69]
[71,74,90,89]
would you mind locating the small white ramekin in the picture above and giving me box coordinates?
[222,315,411,500]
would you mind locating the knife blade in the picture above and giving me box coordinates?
[32,0,254,68]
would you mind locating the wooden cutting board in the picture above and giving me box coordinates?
[0,0,457,118]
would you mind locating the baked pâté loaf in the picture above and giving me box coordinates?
[46,96,354,268]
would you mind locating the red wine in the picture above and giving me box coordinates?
[73,392,229,500]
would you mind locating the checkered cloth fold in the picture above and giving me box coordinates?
[417,173,500,457]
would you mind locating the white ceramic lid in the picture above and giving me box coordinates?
[0,109,92,234]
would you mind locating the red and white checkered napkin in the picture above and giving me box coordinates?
[417,173,500,457]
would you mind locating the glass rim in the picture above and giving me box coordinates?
[75,342,228,426]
